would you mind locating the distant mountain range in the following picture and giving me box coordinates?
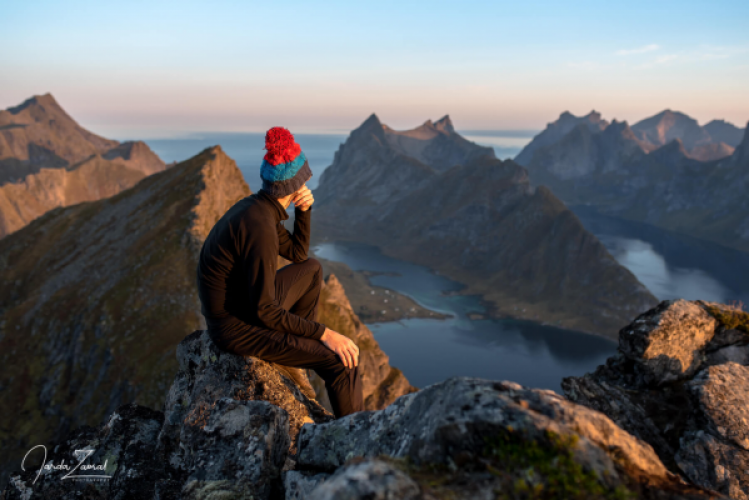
[0,93,167,238]
[312,113,657,337]
[515,110,749,252]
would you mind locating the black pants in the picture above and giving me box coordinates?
[212,258,363,418]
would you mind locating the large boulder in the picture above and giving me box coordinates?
[563,299,749,499]
[3,403,167,500]
[3,331,334,499]
[295,376,722,499]
[158,330,334,473]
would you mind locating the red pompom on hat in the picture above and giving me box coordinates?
[263,126,302,166]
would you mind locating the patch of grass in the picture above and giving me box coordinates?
[705,303,749,333]
[376,428,636,500]
[480,429,636,500]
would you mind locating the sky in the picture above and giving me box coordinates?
[1,0,748,138]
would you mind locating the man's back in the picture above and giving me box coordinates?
[197,192,271,334]
[196,188,325,341]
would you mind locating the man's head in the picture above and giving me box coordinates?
[260,127,312,199]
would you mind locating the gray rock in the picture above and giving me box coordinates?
[307,459,420,500]
[563,299,749,499]
[705,344,749,366]
[178,397,289,500]
[157,329,333,472]
[619,299,718,385]
[298,376,704,497]
[688,362,749,451]
[676,432,749,500]
[3,403,166,500]
[284,470,331,500]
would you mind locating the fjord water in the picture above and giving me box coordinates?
[146,132,749,391]
[572,206,749,307]
[312,241,616,392]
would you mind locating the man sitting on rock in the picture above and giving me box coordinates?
[196,126,363,418]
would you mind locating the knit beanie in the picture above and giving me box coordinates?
[260,126,313,198]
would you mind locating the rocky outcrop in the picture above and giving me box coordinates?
[313,114,657,337]
[5,330,727,499]
[2,330,322,500]
[159,330,333,470]
[0,93,167,237]
[563,299,749,499]
[519,110,749,253]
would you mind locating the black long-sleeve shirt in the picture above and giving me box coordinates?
[196,188,326,341]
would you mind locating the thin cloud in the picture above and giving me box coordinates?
[616,44,660,56]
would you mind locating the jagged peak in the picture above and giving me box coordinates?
[635,109,696,126]
[359,113,382,130]
[433,114,455,133]
[351,113,386,140]
[554,110,606,127]
[606,119,632,132]
[7,92,61,115]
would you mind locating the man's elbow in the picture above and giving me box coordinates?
[291,248,309,263]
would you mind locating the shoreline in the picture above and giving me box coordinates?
[312,237,623,341]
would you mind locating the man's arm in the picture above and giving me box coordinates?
[278,206,312,263]
[245,222,325,340]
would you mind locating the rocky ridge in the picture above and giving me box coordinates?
[312,113,657,337]
[563,299,749,499]
[4,301,734,499]
[518,110,749,253]
[0,93,167,237]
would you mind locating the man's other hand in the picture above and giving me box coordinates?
[292,185,314,212]
[320,327,359,369]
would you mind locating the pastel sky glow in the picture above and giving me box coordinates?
[1,0,748,138]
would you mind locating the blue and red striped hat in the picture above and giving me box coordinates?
[260,127,312,198]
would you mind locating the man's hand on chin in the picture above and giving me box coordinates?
[320,327,359,369]
[292,185,314,212]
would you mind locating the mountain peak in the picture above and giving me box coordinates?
[8,92,61,115]
[433,115,455,134]
[704,119,745,148]
[632,109,707,149]
[585,110,606,124]
[362,112,382,127]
